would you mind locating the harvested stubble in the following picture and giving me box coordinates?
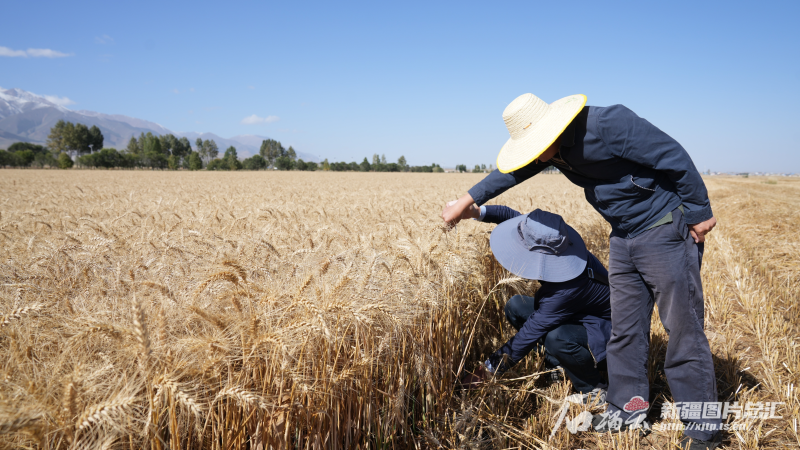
[0,170,797,450]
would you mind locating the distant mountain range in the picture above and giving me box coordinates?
[0,87,317,161]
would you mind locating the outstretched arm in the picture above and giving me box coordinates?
[442,202,522,226]
[481,205,521,224]
[442,164,549,227]
[469,165,550,206]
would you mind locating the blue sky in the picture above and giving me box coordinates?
[1,1,798,171]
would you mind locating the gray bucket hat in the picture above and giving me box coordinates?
[489,209,588,282]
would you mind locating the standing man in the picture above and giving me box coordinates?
[442,93,719,449]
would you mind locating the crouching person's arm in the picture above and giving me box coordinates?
[465,295,574,386]
[445,202,522,225]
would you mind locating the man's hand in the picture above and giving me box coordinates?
[441,193,477,228]
[689,217,717,243]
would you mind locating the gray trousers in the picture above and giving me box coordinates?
[606,208,719,440]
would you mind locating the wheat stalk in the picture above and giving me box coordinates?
[1,303,43,327]
[1,172,797,449]
[76,396,136,432]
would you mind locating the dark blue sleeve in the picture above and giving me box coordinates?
[597,105,713,225]
[586,253,609,286]
[467,163,551,206]
[488,290,576,372]
[483,205,521,224]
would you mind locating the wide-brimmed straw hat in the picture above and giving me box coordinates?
[489,209,587,282]
[496,93,587,173]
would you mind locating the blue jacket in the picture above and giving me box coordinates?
[469,105,713,238]
[481,206,612,372]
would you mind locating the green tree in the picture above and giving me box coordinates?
[31,151,57,168]
[472,164,482,173]
[380,154,387,165]
[259,139,284,167]
[72,123,92,156]
[47,120,70,155]
[296,159,308,171]
[222,146,242,170]
[88,125,104,153]
[167,154,180,170]
[5,143,53,167]
[397,155,407,171]
[206,158,227,170]
[157,134,190,160]
[139,132,167,168]
[0,150,14,167]
[360,157,371,172]
[77,148,131,168]
[125,136,140,155]
[8,142,47,154]
[286,146,297,161]
[203,140,219,163]
[275,156,294,170]
[186,151,203,170]
[322,158,330,171]
[12,150,35,166]
[57,152,73,169]
[159,134,176,155]
[242,154,267,170]
[176,137,192,159]
[139,132,153,152]
[46,121,99,158]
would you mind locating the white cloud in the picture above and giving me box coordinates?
[171,88,180,94]
[0,46,73,58]
[0,46,26,57]
[42,95,76,107]
[248,85,255,90]
[241,114,279,125]
[25,48,72,58]
[95,34,114,45]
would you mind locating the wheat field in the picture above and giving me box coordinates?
[0,170,797,449]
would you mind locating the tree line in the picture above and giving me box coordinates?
[1,120,491,173]
[319,154,443,172]
[455,164,493,173]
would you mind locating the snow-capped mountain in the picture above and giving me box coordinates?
[0,87,183,150]
[0,87,317,161]
[0,87,70,119]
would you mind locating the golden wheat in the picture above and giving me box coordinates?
[0,170,797,449]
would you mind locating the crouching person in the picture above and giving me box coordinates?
[462,204,611,403]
